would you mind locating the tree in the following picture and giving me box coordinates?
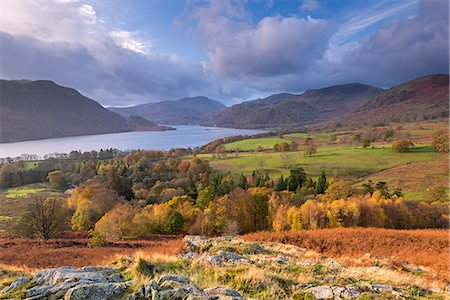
[392,139,414,152]
[431,130,449,152]
[274,175,287,191]
[287,168,307,191]
[252,189,269,231]
[315,172,327,194]
[15,195,69,240]
[238,173,249,189]
[304,145,317,157]
[68,184,122,230]
[427,185,447,202]
[196,187,215,209]
[280,153,293,169]
[273,142,290,152]
[324,180,352,201]
[362,139,371,148]
[47,170,67,189]
[272,205,290,231]
[165,211,184,233]
[290,141,299,151]
[94,204,135,242]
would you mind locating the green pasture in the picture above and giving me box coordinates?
[206,145,438,179]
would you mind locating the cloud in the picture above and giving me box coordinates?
[188,0,448,100]
[334,0,449,86]
[109,30,151,54]
[0,0,217,106]
[192,1,331,78]
[300,0,320,11]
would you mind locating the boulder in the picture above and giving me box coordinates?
[64,282,128,300]
[305,286,334,299]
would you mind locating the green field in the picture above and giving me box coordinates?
[223,137,288,151]
[205,145,439,178]
[5,183,59,198]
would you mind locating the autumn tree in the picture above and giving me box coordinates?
[304,145,317,157]
[272,205,290,231]
[15,195,69,240]
[196,187,215,209]
[273,142,290,152]
[431,130,449,152]
[94,203,135,242]
[47,170,67,189]
[324,180,352,201]
[427,185,448,202]
[68,184,122,230]
[392,139,414,152]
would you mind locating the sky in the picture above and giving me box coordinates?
[0,0,448,106]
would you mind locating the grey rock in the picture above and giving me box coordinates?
[372,284,394,293]
[64,282,127,300]
[306,286,334,299]
[158,274,192,286]
[342,286,361,299]
[204,286,243,297]
[1,276,30,294]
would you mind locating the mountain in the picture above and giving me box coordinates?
[109,96,226,125]
[205,83,384,129]
[0,80,172,143]
[342,74,449,125]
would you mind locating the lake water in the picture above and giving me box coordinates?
[0,126,265,158]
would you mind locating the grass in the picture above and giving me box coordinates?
[224,137,288,151]
[4,182,59,198]
[205,145,439,179]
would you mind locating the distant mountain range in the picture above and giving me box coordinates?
[1,74,448,143]
[109,96,226,125]
[0,80,173,143]
[341,74,449,125]
[204,83,384,128]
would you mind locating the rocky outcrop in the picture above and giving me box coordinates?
[1,266,129,300]
[1,236,446,299]
[129,274,244,300]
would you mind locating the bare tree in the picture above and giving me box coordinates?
[280,153,293,169]
[257,157,265,170]
[15,194,69,240]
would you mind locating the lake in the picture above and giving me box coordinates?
[0,126,265,158]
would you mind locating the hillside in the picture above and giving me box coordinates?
[0,80,172,143]
[109,96,226,125]
[344,74,449,125]
[205,83,383,129]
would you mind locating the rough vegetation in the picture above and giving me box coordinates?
[1,235,448,299]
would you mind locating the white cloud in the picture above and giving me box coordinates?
[109,30,150,54]
[300,0,320,11]
[78,4,97,24]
